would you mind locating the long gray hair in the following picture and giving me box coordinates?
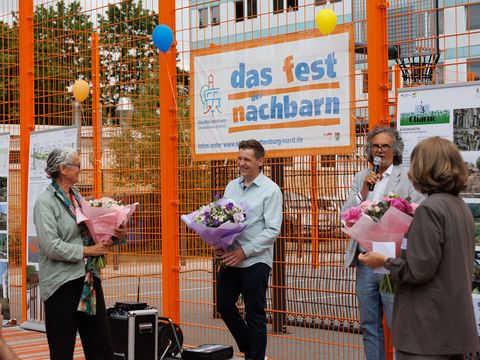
[45,147,78,179]
[365,127,404,165]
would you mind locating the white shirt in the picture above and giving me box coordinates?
[368,164,393,202]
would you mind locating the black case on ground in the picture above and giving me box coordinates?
[107,303,158,360]
[181,344,234,360]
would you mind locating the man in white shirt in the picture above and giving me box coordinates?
[215,139,283,360]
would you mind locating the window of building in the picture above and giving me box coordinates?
[211,5,220,25]
[466,3,480,31]
[314,0,341,5]
[273,0,284,14]
[468,58,480,81]
[287,0,298,12]
[199,8,208,28]
[247,0,258,19]
[273,0,298,13]
[235,0,245,21]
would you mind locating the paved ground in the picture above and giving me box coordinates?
[2,326,85,359]
[2,325,246,359]
[5,250,364,359]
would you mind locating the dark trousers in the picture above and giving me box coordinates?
[44,276,114,360]
[217,263,271,360]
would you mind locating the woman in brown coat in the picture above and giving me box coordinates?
[359,136,480,359]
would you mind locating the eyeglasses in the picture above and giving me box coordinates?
[66,163,81,169]
[371,144,392,151]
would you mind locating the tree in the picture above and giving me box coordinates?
[31,0,94,125]
[0,21,19,123]
[97,0,158,124]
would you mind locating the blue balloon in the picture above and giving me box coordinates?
[152,24,174,53]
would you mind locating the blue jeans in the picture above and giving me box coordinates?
[356,262,394,360]
[216,263,271,360]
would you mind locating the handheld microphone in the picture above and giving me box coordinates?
[368,157,382,191]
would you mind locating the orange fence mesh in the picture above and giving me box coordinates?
[0,0,478,359]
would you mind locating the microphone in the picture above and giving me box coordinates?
[368,157,382,191]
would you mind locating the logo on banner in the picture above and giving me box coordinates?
[200,74,222,116]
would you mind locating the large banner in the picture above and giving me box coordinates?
[190,27,355,160]
[0,133,10,263]
[27,127,78,265]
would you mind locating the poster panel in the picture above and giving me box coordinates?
[397,81,480,202]
[0,133,10,264]
[190,27,355,160]
[27,127,78,265]
[397,82,480,167]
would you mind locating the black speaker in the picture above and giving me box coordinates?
[107,304,158,360]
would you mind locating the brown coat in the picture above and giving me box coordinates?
[389,192,480,355]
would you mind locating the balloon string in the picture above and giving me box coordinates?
[166,65,177,109]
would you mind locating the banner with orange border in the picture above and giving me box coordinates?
[190,26,355,160]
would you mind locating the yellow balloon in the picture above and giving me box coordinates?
[72,79,89,102]
[316,9,337,35]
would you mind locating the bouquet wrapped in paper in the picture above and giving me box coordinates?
[181,194,247,250]
[76,197,138,244]
[342,193,418,293]
[341,193,417,255]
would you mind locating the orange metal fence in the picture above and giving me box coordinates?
[0,0,478,359]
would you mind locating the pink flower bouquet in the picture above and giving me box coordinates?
[342,193,417,255]
[181,195,247,250]
[76,197,138,244]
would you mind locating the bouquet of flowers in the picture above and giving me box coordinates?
[342,193,417,255]
[342,193,418,293]
[181,193,247,250]
[75,196,138,268]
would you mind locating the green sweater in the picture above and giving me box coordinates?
[33,184,90,301]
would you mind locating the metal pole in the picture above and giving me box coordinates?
[366,0,390,129]
[19,0,35,322]
[270,159,287,333]
[92,32,102,199]
[159,0,180,321]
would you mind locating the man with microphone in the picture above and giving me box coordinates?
[342,127,424,360]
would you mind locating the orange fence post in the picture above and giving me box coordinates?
[367,0,390,130]
[19,0,35,322]
[91,32,102,199]
[159,0,180,322]
[367,1,393,357]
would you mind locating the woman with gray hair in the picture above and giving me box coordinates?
[33,147,125,360]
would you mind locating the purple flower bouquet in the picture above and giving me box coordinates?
[181,197,247,250]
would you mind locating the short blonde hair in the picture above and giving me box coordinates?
[408,136,468,195]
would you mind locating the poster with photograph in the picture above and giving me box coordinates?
[397,81,480,167]
[0,133,9,263]
[27,127,78,265]
[465,199,480,248]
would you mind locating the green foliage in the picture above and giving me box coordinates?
[0,21,19,122]
[31,0,94,125]
[476,223,480,246]
[97,0,158,122]
[476,156,480,171]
